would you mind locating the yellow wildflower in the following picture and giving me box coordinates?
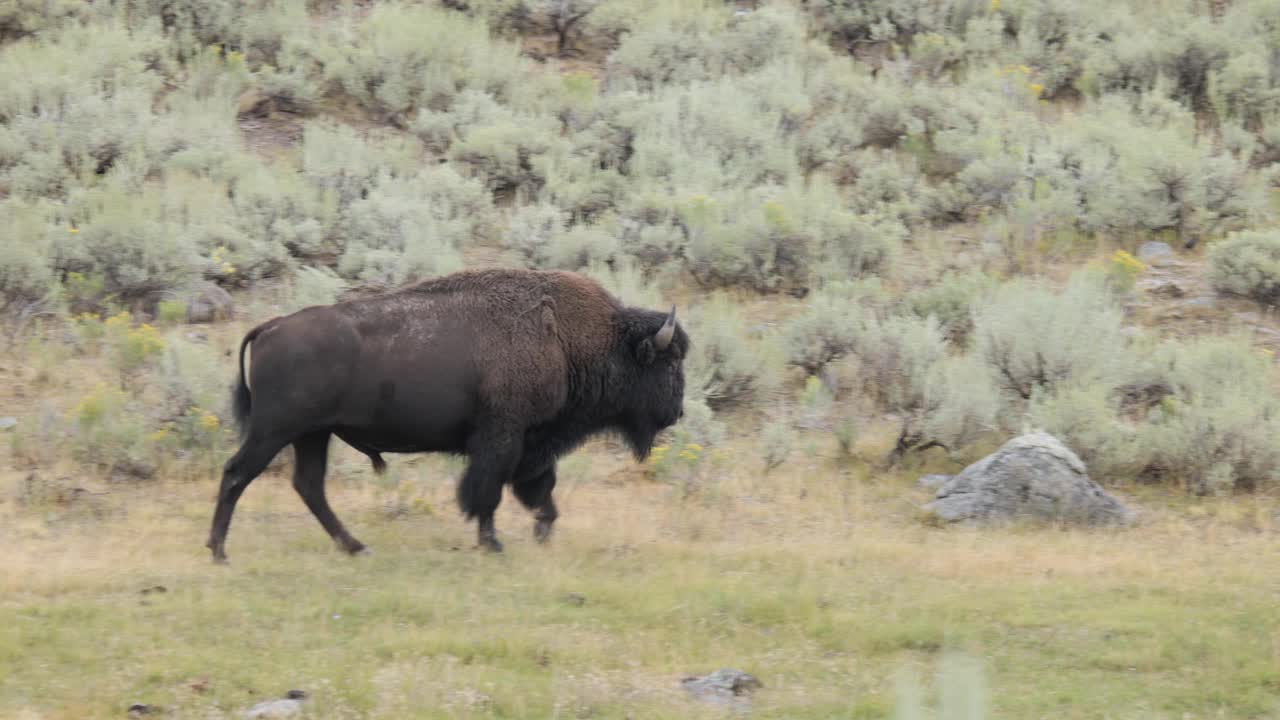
[68,227,80,234]
[989,0,1000,10]
[1029,83,1045,96]
[200,412,220,431]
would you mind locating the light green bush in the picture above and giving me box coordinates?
[783,279,886,375]
[290,266,347,312]
[1208,230,1280,306]
[1135,335,1280,493]
[0,20,169,196]
[907,270,994,345]
[1028,382,1135,479]
[676,181,900,293]
[56,180,201,304]
[0,0,85,40]
[0,199,60,312]
[605,1,810,91]
[505,203,620,270]
[973,272,1130,404]
[320,2,523,119]
[302,122,424,207]
[335,166,487,286]
[918,353,999,455]
[227,161,330,260]
[685,294,780,410]
[448,112,568,196]
[69,383,153,475]
[586,258,665,309]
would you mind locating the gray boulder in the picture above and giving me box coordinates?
[186,282,234,324]
[924,432,1131,527]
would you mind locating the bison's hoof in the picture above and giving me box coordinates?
[342,540,369,556]
[534,520,554,544]
[479,536,504,553]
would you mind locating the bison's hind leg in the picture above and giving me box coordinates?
[293,431,367,556]
[207,430,292,563]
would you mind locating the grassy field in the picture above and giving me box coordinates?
[8,0,1280,716]
[5,415,1280,719]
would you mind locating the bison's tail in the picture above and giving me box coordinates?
[231,321,272,438]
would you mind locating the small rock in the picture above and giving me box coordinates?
[0,417,16,430]
[127,704,158,717]
[244,690,307,719]
[110,459,156,482]
[140,585,167,595]
[186,282,234,324]
[682,669,762,710]
[1147,281,1185,298]
[562,593,587,607]
[1137,241,1175,267]
[917,474,952,490]
[185,331,209,343]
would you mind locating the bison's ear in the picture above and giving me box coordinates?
[635,337,658,365]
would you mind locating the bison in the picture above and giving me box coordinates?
[206,268,689,562]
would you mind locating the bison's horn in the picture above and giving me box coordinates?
[654,305,676,351]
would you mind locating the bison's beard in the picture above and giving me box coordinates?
[623,421,659,462]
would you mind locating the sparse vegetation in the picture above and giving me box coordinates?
[6,0,1280,716]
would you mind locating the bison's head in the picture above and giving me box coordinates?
[616,305,689,460]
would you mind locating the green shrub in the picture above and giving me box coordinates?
[335,167,485,286]
[504,204,620,270]
[227,161,330,261]
[69,383,153,475]
[760,417,796,473]
[1028,383,1135,479]
[605,1,810,91]
[448,113,568,197]
[302,122,423,207]
[0,0,86,42]
[973,272,1130,405]
[290,266,346,312]
[0,20,169,197]
[1135,335,1280,493]
[783,280,886,375]
[320,2,523,119]
[56,180,201,304]
[685,294,780,410]
[1208,230,1280,306]
[917,354,999,456]
[907,270,994,345]
[0,199,59,312]
[586,258,665,309]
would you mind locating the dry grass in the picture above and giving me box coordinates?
[4,427,1280,719]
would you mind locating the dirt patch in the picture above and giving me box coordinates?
[237,113,305,159]
[1131,251,1280,355]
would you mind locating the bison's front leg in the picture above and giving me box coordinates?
[457,424,522,553]
[513,464,558,543]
